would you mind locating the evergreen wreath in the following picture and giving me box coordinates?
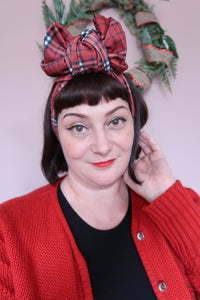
[39,0,179,93]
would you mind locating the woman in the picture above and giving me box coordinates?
[0,15,200,299]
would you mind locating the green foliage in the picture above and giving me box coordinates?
[41,0,95,29]
[170,56,178,79]
[120,0,153,33]
[133,0,153,12]
[106,0,134,7]
[131,81,143,93]
[79,0,94,8]
[132,9,178,89]
[42,0,55,29]
[162,35,179,58]
[135,58,178,92]
[135,58,156,81]
[106,0,119,7]
[156,62,172,92]
[65,0,95,25]
[137,23,165,47]
[36,41,44,58]
[52,0,67,25]
[122,10,135,32]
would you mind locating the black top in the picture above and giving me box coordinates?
[58,186,157,300]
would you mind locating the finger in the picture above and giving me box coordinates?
[138,133,156,156]
[138,138,152,156]
[139,132,161,152]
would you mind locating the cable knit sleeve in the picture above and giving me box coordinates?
[144,180,200,298]
[0,230,14,299]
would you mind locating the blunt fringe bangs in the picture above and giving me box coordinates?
[54,73,131,118]
[41,72,148,185]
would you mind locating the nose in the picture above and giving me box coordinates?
[91,129,112,156]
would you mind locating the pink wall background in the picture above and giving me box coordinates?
[1,0,200,203]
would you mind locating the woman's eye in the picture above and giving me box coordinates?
[109,117,126,127]
[67,124,86,133]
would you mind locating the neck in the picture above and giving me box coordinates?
[60,175,129,230]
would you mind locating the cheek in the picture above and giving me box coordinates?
[59,138,88,161]
[118,127,134,152]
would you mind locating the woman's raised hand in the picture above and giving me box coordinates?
[123,132,176,203]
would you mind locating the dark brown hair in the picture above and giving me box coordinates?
[41,72,148,185]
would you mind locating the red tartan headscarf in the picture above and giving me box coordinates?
[41,14,134,136]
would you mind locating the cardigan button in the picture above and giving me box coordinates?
[137,231,145,241]
[158,281,167,293]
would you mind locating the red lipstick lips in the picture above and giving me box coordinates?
[92,159,115,168]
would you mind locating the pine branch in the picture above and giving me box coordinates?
[66,0,95,25]
[79,0,93,8]
[36,41,44,57]
[42,0,55,29]
[170,56,178,79]
[123,10,134,28]
[133,0,154,12]
[156,63,172,92]
[106,0,119,7]
[52,0,67,25]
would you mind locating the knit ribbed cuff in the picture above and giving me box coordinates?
[143,180,200,260]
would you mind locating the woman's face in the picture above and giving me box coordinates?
[57,97,134,189]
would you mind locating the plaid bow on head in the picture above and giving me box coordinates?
[41,14,134,136]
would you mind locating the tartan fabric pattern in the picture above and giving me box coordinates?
[41,14,134,136]
[41,14,128,79]
[44,32,53,49]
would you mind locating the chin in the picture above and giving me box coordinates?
[90,171,125,188]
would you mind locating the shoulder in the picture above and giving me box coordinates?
[0,180,68,250]
[0,182,59,223]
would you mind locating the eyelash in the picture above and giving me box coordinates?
[109,117,126,127]
[67,117,127,134]
[67,124,87,133]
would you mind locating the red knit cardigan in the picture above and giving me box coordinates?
[0,180,200,299]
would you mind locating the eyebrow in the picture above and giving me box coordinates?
[105,106,128,117]
[62,112,88,120]
[62,105,128,120]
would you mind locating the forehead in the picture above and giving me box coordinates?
[59,97,131,118]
